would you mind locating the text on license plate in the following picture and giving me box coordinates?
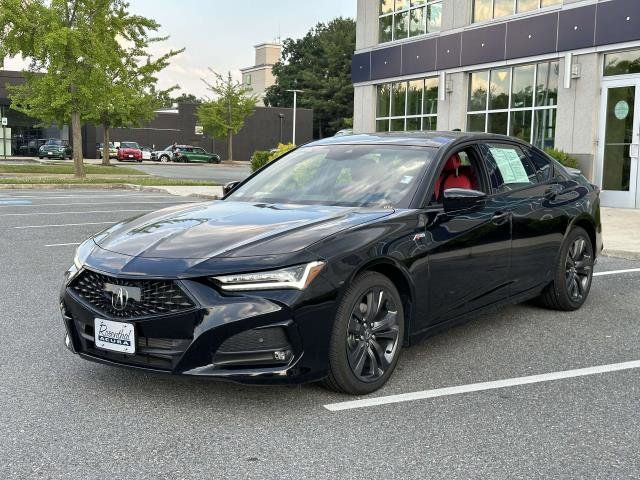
[94,318,136,354]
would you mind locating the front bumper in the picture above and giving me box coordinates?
[60,271,335,385]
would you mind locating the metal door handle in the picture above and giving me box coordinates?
[491,211,510,225]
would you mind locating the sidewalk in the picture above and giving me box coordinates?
[601,207,640,260]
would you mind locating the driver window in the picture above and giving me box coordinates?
[430,148,484,205]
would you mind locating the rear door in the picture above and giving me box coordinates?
[477,141,567,297]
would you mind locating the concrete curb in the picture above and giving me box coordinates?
[602,249,640,261]
[0,183,220,200]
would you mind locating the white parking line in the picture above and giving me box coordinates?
[45,243,81,247]
[14,222,116,229]
[0,200,193,208]
[0,209,151,217]
[0,194,179,200]
[324,360,640,412]
[594,268,640,277]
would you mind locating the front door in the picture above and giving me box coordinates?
[597,79,640,208]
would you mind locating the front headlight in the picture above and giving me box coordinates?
[212,261,326,291]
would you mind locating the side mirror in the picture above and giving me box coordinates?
[223,181,241,196]
[443,188,487,213]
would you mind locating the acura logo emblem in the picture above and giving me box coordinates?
[104,283,142,311]
[112,287,129,311]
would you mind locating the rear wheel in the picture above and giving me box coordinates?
[539,226,594,311]
[323,272,404,395]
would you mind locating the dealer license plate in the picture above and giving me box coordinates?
[128,154,133,158]
[94,318,136,354]
[48,152,53,155]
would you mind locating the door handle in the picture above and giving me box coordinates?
[491,211,510,226]
[544,185,564,200]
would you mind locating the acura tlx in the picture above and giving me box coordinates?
[61,132,601,395]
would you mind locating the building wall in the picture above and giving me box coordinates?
[352,0,640,184]
[89,104,313,161]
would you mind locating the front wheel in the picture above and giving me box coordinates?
[323,272,404,395]
[539,226,594,311]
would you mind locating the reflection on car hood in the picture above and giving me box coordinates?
[93,200,393,259]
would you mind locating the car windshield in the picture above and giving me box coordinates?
[120,142,139,149]
[227,144,435,208]
[45,139,63,146]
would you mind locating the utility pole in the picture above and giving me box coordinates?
[286,89,303,145]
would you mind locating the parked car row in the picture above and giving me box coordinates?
[151,144,220,164]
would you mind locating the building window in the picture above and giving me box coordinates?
[379,0,442,44]
[466,61,559,149]
[244,74,252,85]
[376,77,438,132]
[472,0,561,23]
[604,49,640,77]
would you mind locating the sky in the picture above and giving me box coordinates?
[4,0,356,98]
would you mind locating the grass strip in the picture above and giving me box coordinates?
[0,164,147,175]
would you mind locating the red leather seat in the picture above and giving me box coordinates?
[434,154,473,200]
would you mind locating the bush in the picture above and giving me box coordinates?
[268,143,296,161]
[544,148,580,169]
[250,150,271,172]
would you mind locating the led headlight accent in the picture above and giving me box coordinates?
[213,261,326,291]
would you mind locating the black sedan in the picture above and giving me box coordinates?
[60,132,602,395]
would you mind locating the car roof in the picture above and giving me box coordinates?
[306,131,531,149]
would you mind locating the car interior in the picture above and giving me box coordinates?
[430,148,484,205]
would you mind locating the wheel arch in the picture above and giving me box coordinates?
[568,215,598,259]
[348,258,415,343]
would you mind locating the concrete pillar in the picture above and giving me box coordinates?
[438,72,467,131]
[356,0,379,50]
[353,85,376,134]
[555,53,600,181]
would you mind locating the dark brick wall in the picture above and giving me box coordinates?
[90,104,314,161]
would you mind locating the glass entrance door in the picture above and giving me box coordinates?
[597,80,640,208]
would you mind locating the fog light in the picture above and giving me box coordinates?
[273,350,289,361]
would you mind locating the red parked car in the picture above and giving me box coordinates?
[117,142,143,162]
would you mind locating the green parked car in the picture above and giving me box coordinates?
[175,146,221,164]
[39,139,73,159]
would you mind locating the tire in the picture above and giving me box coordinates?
[38,156,43,160]
[323,272,404,395]
[160,155,169,163]
[539,226,594,311]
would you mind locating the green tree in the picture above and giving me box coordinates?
[0,0,178,177]
[264,17,355,138]
[197,70,257,161]
[87,50,180,165]
[172,93,202,105]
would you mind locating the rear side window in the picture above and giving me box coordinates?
[528,149,554,183]
[479,143,537,193]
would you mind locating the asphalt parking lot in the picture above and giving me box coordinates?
[1,188,639,479]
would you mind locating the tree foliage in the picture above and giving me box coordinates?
[263,17,355,139]
[196,70,257,161]
[0,0,180,176]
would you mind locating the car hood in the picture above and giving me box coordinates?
[93,200,393,259]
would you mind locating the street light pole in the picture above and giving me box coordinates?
[286,89,303,145]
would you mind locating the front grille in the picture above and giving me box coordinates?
[70,269,196,319]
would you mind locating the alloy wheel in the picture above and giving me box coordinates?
[565,235,593,302]
[346,287,400,383]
